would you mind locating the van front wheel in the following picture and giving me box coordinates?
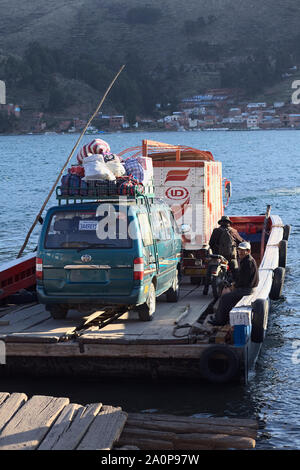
[166,269,180,302]
[137,282,156,321]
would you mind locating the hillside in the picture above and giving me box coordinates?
[1,0,300,61]
[1,0,300,126]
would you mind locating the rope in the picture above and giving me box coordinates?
[17,65,125,259]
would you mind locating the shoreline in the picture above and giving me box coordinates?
[0,127,299,137]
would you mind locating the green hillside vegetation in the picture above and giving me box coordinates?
[1,0,300,123]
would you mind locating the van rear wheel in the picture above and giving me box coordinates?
[47,304,68,320]
[137,282,156,321]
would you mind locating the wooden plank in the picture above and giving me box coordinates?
[173,432,256,450]
[0,311,50,339]
[119,426,177,442]
[38,404,83,450]
[125,417,257,439]
[117,436,173,450]
[0,303,46,326]
[48,403,102,450]
[0,393,28,433]
[77,405,127,450]
[0,395,69,450]
[127,413,259,429]
[5,337,208,359]
[6,318,81,343]
[0,393,9,407]
[6,341,81,357]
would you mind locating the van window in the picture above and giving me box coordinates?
[160,210,172,240]
[137,213,153,246]
[152,210,167,241]
[45,209,132,249]
[169,210,181,237]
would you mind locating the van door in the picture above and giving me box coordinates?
[151,208,175,293]
[136,211,157,285]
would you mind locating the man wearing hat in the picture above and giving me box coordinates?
[210,241,259,326]
[209,216,244,261]
[208,216,244,278]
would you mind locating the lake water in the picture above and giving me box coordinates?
[0,130,299,449]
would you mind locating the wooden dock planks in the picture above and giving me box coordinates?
[0,392,258,450]
[0,393,126,451]
[0,395,69,450]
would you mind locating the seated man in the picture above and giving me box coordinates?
[210,241,259,326]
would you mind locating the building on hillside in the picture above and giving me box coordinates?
[247,115,261,129]
[246,103,267,110]
[0,103,21,117]
[109,115,125,129]
[288,114,300,127]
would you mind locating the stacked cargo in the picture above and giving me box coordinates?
[58,139,154,199]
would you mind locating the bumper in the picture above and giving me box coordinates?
[36,284,146,307]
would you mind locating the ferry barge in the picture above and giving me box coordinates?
[0,141,289,383]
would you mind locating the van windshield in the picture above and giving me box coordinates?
[44,208,132,249]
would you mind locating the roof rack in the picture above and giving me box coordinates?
[55,183,155,206]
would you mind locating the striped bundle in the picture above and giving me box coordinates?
[76,139,111,164]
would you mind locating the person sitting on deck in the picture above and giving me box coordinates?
[209,241,259,326]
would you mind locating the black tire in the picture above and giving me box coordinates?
[46,304,68,320]
[283,224,291,241]
[166,269,180,302]
[279,239,287,268]
[269,267,285,300]
[199,345,240,383]
[211,272,226,300]
[137,282,156,321]
[251,299,269,343]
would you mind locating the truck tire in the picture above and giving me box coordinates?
[199,345,239,383]
[166,268,180,302]
[47,304,68,320]
[283,224,291,241]
[137,282,156,321]
[269,267,285,300]
[279,239,287,268]
[251,299,269,343]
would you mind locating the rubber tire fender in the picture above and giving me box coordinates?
[251,299,269,343]
[269,267,285,300]
[283,224,291,241]
[279,239,287,268]
[199,345,240,383]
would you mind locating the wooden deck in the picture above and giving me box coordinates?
[0,392,258,450]
[0,282,216,376]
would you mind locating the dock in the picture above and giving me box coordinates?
[0,392,258,450]
[0,281,220,379]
